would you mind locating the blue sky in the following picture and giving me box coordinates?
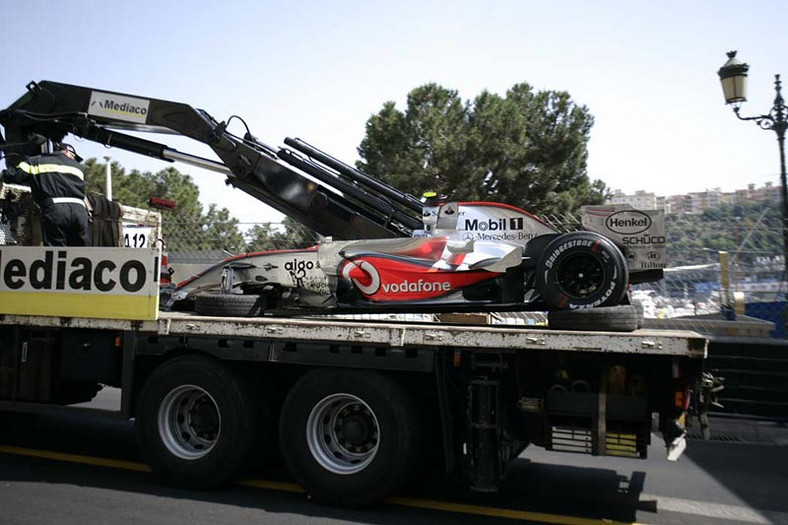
[1,0,786,222]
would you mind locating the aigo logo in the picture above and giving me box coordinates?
[605,210,652,235]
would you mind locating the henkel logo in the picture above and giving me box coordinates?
[605,210,652,235]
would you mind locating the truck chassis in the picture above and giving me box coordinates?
[0,311,706,506]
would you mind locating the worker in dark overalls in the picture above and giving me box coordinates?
[2,142,90,246]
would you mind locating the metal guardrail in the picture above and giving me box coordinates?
[643,316,787,420]
[706,337,788,421]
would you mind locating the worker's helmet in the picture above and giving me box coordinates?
[54,142,83,162]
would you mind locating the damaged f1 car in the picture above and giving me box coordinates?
[171,200,663,331]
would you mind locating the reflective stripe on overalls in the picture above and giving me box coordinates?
[16,161,85,180]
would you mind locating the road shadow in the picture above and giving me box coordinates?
[0,408,650,524]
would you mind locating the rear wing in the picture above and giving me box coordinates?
[581,204,666,276]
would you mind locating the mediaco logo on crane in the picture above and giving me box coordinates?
[88,91,150,124]
[95,98,148,117]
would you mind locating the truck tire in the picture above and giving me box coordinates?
[536,232,628,310]
[547,305,640,332]
[194,293,266,317]
[135,355,267,489]
[279,369,421,507]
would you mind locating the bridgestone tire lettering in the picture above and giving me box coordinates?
[535,231,628,310]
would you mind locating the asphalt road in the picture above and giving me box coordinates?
[1,388,787,525]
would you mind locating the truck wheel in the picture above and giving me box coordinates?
[279,369,421,507]
[536,232,628,310]
[194,293,266,317]
[547,304,640,332]
[136,355,266,489]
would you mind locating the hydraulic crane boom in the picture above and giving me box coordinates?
[0,80,423,240]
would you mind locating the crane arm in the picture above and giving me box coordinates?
[0,80,423,240]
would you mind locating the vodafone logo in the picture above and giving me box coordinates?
[342,259,453,298]
[342,260,380,295]
[382,280,451,293]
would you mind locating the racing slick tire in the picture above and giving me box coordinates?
[633,301,646,329]
[536,231,628,310]
[279,369,421,507]
[547,304,640,332]
[135,355,269,489]
[194,293,266,317]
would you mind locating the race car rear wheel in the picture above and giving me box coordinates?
[194,293,266,317]
[536,232,628,309]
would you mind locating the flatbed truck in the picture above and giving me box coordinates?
[0,80,711,507]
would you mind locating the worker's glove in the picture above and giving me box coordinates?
[2,190,17,224]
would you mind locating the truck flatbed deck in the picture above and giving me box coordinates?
[0,311,707,358]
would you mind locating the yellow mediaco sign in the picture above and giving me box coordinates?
[0,246,160,321]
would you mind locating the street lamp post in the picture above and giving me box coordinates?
[103,156,113,202]
[718,50,788,287]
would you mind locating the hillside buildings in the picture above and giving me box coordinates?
[608,182,781,214]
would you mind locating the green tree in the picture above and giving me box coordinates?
[245,223,286,252]
[82,159,243,252]
[357,83,608,215]
[245,216,321,252]
[201,204,245,253]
